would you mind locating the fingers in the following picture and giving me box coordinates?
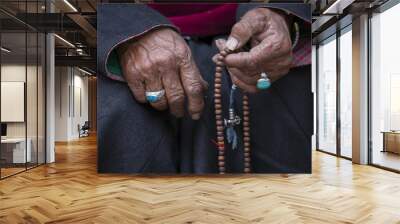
[215,39,226,52]
[179,53,206,120]
[162,68,185,118]
[226,9,267,51]
[228,67,258,85]
[143,74,167,111]
[230,74,258,93]
[225,35,291,72]
[120,56,147,103]
[226,19,254,51]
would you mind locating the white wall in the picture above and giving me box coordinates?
[55,66,89,141]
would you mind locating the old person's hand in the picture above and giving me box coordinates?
[216,8,293,93]
[118,28,207,119]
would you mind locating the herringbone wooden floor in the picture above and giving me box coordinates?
[1,135,400,224]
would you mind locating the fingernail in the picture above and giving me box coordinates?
[226,37,238,51]
[192,113,201,120]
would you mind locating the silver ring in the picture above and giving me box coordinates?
[260,72,268,79]
[145,90,165,103]
[256,72,271,90]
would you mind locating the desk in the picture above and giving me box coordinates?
[1,138,31,163]
[382,131,400,154]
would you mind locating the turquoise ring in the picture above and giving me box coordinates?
[257,72,271,90]
[145,90,165,103]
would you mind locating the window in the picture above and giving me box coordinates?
[339,27,352,158]
[317,35,337,154]
[370,2,400,171]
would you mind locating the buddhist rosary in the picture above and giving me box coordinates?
[213,22,299,174]
[214,49,251,174]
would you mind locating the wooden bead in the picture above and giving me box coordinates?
[215,78,221,83]
[242,100,248,106]
[217,136,224,142]
[218,156,224,160]
[216,67,223,73]
[217,55,224,61]
[215,72,222,78]
[244,137,250,142]
[243,116,249,122]
[215,99,221,104]
[244,157,251,162]
[244,168,251,173]
[219,167,226,172]
[243,111,249,116]
[215,104,222,110]
[216,115,222,120]
[243,105,249,111]
[244,152,250,157]
[243,127,250,132]
[243,121,249,127]
[215,83,221,88]
[217,126,224,132]
[218,161,225,166]
[216,61,224,66]
[244,142,250,147]
[244,147,250,153]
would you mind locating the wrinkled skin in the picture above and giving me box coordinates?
[118,28,208,120]
[215,8,293,93]
[119,8,292,119]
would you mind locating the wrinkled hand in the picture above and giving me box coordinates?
[215,8,293,93]
[118,28,207,119]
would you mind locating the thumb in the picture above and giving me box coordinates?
[215,38,227,51]
[226,19,255,51]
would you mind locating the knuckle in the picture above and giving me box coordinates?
[154,51,175,66]
[169,91,185,105]
[176,45,190,60]
[247,54,261,71]
[187,82,204,97]
[232,22,248,36]
[139,61,153,72]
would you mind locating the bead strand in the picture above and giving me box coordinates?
[242,94,251,173]
[215,50,227,174]
[214,48,251,174]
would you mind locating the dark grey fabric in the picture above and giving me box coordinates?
[97,4,312,173]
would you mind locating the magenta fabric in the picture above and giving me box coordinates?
[148,4,238,37]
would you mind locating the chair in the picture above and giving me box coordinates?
[78,121,90,138]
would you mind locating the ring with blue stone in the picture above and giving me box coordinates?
[145,90,165,103]
[257,72,271,90]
